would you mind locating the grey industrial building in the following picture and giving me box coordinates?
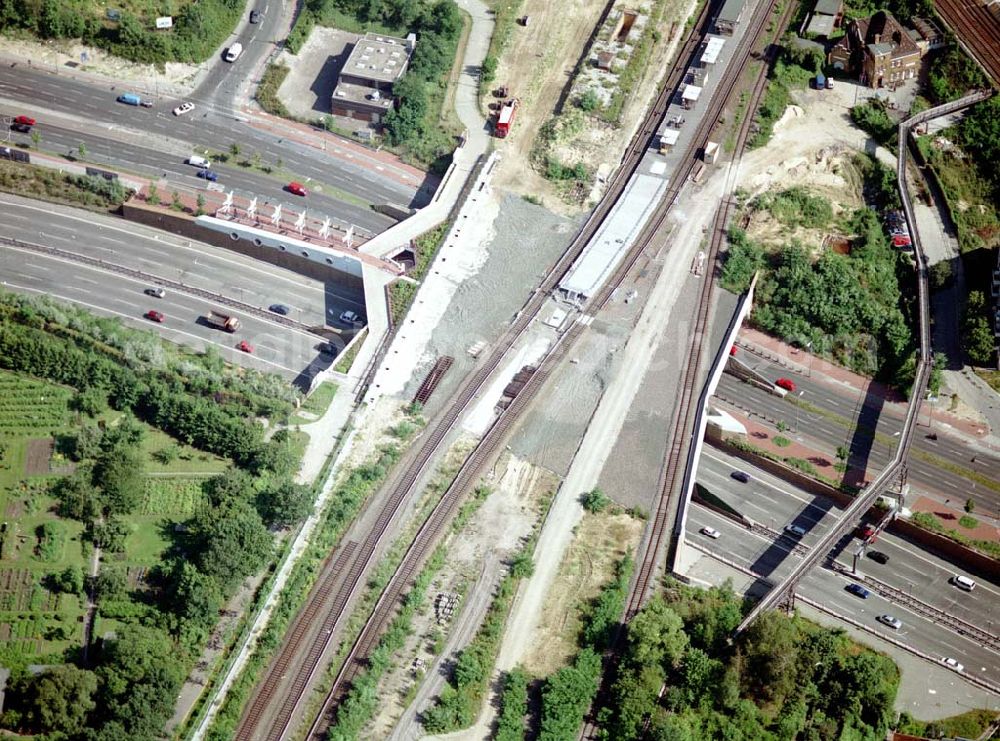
[714,0,746,35]
[331,32,416,124]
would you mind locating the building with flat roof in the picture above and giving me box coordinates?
[714,0,746,35]
[331,31,416,124]
[804,0,843,37]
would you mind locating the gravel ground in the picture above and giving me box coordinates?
[406,195,580,414]
[600,282,740,512]
[507,316,625,476]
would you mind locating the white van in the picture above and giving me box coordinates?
[224,43,243,63]
[951,574,976,592]
[186,155,210,168]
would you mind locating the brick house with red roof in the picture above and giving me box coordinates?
[828,10,921,88]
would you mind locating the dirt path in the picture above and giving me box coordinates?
[81,540,100,664]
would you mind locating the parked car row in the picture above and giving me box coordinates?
[885,210,912,249]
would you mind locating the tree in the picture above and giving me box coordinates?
[480,54,497,84]
[539,649,603,741]
[257,480,313,528]
[165,561,222,647]
[53,564,84,595]
[92,418,145,515]
[929,261,953,290]
[152,444,179,465]
[171,190,182,211]
[54,469,100,520]
[965,498,975,513]
[626,596,689,670]
[195,193,206,216]
[147,184,160,205]
[30,129,40,149]
[94,563,128,602]
[962,291,995,365]
[739,610,800,705]
[581,487,610,513]
[78,141,87,159]
[71,386,107,416]
[188,498,273,590]
[91,518,129,552]
[204,468,256,505]
[24,665,98,734]
[230,142,241,158]
[95,624,185,738]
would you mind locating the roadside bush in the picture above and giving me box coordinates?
[256,64,291,118]
[720,228,765,294]
[581,487,610,514]
[495,668,529,741]
[851,101,897,148]
[928,41,987,104]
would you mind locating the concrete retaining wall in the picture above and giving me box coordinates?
[121,201,364,293]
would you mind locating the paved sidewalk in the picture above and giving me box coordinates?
[359,0,494,259]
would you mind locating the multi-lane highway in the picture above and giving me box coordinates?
[692,448,1000,684]
[717,355,1000,512]
[0,69,431,230]
[0,196,359,378]
[2,115,392,234]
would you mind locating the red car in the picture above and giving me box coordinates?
[729,345,738,356]
[286,181,307,197]
[144,310,165,323]
[858,524,877,541]
[237,340,254,354]
[13,115,35,127]
[775,377,796,392]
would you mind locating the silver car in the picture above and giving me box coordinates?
[877,614,902,630]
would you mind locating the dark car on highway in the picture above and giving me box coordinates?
[845,583,870,599]
[197,169,219,182]
[269,304,290,315]
[730,471,750,483]
[867,550,889,564]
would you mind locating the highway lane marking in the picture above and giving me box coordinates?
[0,199,343,300]
[1,281,300,374]
[0,245,323,343]
[693,505,1000,660]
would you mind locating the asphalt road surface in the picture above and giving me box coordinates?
[2,119,392,234]
[0,197,361,380]
[194,1,285,109]
[693,448,1000,683]
[0,70,431,222]
[716,363,1000,513]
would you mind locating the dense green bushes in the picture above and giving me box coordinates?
[495,668,529,741]
[599,581,899,741]
[381,2,463,169]
[928,40,988,104]
[722,182,916,387]
[0,0,244,65]
[750,186,833,229]
[535,556,633,739]
[851,100,898,148]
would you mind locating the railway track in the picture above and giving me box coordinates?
[299,2,814,739]
[230,2,724,738]
[933,0,1000,85]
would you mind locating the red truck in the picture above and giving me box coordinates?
[495,99,518,138]
[205,311,240,332]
